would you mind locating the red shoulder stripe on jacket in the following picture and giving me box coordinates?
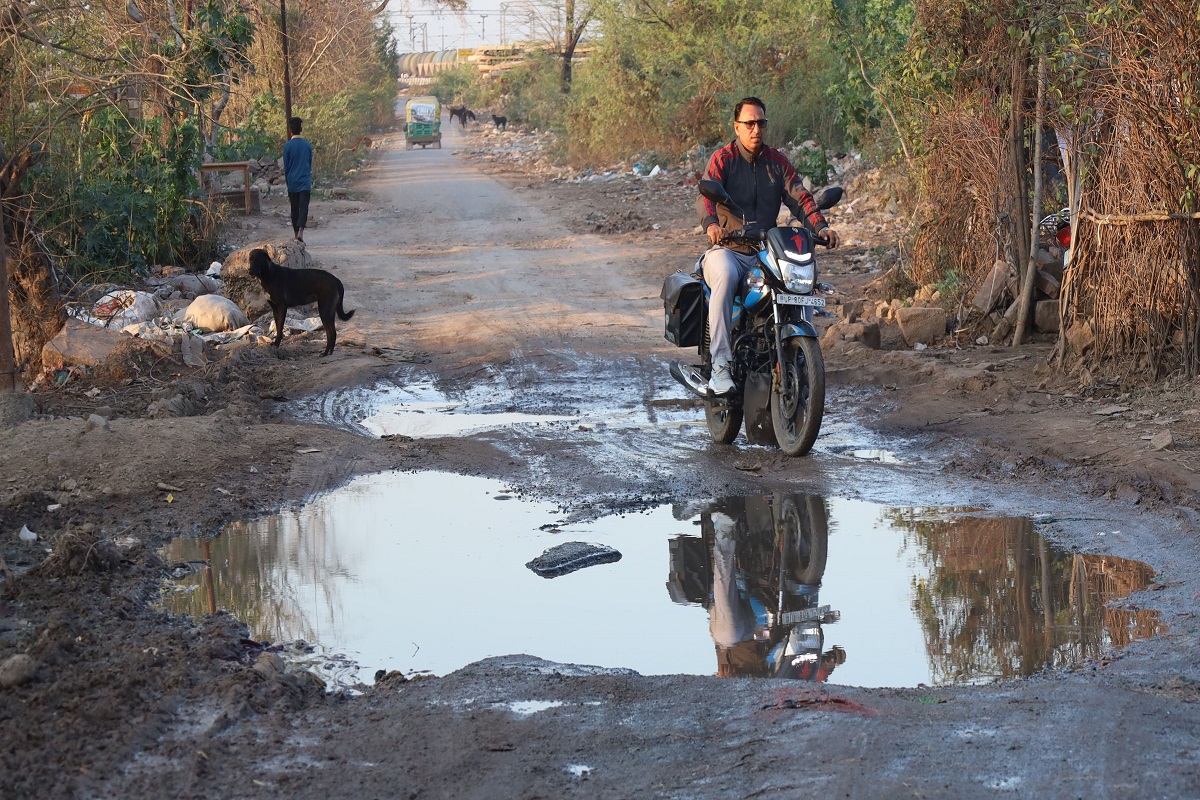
[702,142,738,218]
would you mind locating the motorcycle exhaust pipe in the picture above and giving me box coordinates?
[670,360,713,400]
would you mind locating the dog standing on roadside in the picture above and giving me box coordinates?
[491,114,507,130]
[247,248,354,356]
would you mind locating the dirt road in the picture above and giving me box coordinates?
[310,118,661,361]
[3,113,1200,798]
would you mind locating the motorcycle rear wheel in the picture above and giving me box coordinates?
[770,337,825,456]
[705,396,743,445]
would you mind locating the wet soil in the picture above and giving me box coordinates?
[3,116,1200,798]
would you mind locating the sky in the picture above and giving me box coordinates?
[385,3,542,52]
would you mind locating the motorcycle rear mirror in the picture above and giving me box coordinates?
[698,179,743,215]
[696,179,729,206]
[812,186,843,210]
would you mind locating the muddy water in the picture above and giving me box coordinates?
[163,472,1161,688]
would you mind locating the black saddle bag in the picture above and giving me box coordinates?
[661,271,704,347]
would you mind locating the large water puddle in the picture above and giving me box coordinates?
[163,473,1162,688]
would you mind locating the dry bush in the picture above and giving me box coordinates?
[35,523,123,577]
[1062,0,1200,380]
[912,97,1007,291]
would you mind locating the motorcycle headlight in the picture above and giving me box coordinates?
[780,259,814,293]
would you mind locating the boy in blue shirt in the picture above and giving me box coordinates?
[282,116,313,243]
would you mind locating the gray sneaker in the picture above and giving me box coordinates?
[708,361,735,395]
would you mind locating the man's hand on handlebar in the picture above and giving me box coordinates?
[707,223,724,245]
[818,228,840,249]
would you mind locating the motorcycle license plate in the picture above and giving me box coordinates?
[776,294,825,307]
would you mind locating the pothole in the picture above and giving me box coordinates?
[162,472,1163,688]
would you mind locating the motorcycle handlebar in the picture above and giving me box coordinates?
[719,229,834,248]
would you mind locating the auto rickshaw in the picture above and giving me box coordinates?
[405,96,441,150]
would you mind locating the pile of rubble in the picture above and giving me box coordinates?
[34,242,326,395]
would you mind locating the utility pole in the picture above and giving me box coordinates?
[279,0,293,137]
[440,27,445,50]
[480,14,488,45]
[500,3,508,46]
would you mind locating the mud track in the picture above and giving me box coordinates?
[2,113,1200,798]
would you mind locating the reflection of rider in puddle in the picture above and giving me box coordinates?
[702,495,845,680]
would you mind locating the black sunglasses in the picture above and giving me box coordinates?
[736,118,768,128]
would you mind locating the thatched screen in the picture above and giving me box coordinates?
[1062,0,1200,379]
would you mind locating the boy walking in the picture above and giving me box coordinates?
[283,116,313,243]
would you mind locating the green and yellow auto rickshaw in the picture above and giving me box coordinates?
[405,96,441,150]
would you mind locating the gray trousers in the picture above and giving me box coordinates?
[701,247,761,364]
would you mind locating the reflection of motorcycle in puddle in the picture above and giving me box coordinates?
[668,493,845,679]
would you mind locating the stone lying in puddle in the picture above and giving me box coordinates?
[525,541,622,578]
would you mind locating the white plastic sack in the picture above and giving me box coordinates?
[182,294,250,333]
[93,290,160,329]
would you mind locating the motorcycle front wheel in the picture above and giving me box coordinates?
[705,396,743,445]
[770,337,825,456]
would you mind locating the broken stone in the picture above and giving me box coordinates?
[41,319,128,371]
[895,306,948,346]
[1065,321,1095,356]
[837,299,865,323]
[253,652,286,680]
[824,321,881,350]
[1150,430,1175,451]
[1035,269,1061,299]
[972,260,1011,313]
[180,331,208,368]
[1034,300,1060,333]
[167,274,212,296]
[85,413,111,433]
[1092,405,1131,416]
[0,654,37,689]
[878,320,905,350]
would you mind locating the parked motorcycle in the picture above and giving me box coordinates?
[662,179,842,456]
[1038,206,1072,273]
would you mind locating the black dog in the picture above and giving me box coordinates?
[247,248,354,356]
[448,106,476,128]
[491,114,507,130]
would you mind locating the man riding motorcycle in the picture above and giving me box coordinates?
[697,97,840,395]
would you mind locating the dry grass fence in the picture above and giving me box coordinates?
[909,1,1200,383]
[1061,0,1200,381]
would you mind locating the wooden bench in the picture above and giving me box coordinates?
[201,161,253,213]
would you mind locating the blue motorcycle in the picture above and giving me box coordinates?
[663,179,841,456]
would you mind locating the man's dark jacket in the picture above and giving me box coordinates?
[697,139,828,252]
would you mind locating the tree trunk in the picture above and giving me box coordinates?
[0,202,16,393]
[560,46,575,91]
[1014,50,1047,347]
[1005,48,1031,344]
[280,0,294,135]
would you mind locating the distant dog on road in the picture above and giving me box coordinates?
[248,248,355,356]
[491,114,507,130]
[448,105,476,127]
